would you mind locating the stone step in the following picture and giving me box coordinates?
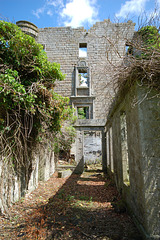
[56,164,76,178]
[56,165,76,171]
[57,169,73,178]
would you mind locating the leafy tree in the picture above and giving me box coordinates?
[54,121,77,161]
[133,26,160,59]
[0,21,75,167]
[138,26,160,49]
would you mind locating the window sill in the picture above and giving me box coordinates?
[77,86,89,89]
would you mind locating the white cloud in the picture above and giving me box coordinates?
[47,9,53,16]
[60,0,98,27]
[32,0,98,27]
[47,0,64,8]
[116,0,149,18]
[32,0,64,19]
[32,6,46,19]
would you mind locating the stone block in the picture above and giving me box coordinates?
[58,169,73,178]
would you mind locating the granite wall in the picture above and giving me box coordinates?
[105,82,160,240]
[0,144,55,213]
[37,20,135,119]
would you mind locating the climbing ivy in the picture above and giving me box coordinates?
[138,26,160,49]
[118,24,160,91]
[136,26,160,59]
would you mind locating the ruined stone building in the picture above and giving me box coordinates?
[16,19,135,167]
[0,20,159,240]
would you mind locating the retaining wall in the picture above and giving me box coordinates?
[0,144,55,213]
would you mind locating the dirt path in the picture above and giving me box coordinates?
[0,166,142,240]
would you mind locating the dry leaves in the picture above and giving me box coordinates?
[0,166,142,240]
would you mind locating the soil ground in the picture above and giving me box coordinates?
[0,164,142,240]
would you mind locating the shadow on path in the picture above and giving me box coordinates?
[0,165,142,240]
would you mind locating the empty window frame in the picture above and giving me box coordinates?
[120,112,130,184]
[106,127,114,172]
[41,44,46,51]
[77,107,89,119]
[106,131,110,167]
[125,45,129,54]
[78,68,88,87]
[79,43,87,57]
[125,43,133,55]
[109,127,114,172]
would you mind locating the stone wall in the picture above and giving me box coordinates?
[105,82,160,240]
[0,144,55,213]
[37,20,135,119]
[16,20,39,38]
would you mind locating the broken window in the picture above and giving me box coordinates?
[78,68,88,87]
[77,107,89,119]
[79,43,87,57]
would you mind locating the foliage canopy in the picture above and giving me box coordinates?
[0,21,75,166]
[138,26,160,49]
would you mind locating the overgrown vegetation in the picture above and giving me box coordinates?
[0,21,75,173]
[54,120,77,160]
[116,24,160,92]
[138,25,160,49]
[77,107,88,119]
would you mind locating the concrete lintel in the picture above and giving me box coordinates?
[75,126,104,131]
[74,119,106,128]
[70,96,95,104]
[70,96,96,99]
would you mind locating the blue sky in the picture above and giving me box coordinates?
[0,0,159,29]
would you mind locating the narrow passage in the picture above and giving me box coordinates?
[0,164,142,240]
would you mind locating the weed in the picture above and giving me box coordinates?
[57,189,65,199]
[66,195,75,201]
[79,195,92,202]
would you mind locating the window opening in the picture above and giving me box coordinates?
[120,112,130,184]
[109,127,114,172]
[125,45,129,53]
[125,44,133,55]
[78,68,88,87]
[40,44,45,51]
[106,131,110,167]
[79,43,87,57]
[77,107,89,119]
